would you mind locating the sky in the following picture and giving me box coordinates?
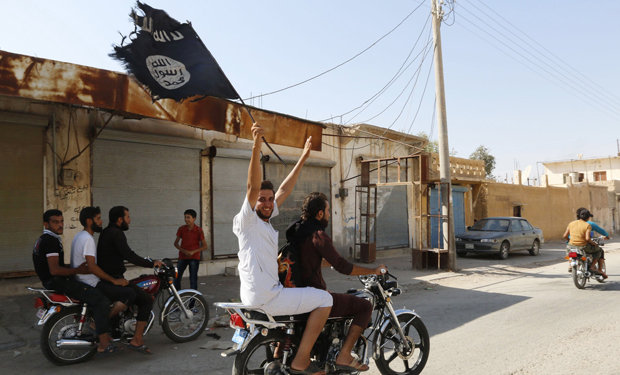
[1,0,619,183]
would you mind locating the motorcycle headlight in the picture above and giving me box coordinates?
[480,238,497,243]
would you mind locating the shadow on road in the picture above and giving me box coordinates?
[404,282,530,338]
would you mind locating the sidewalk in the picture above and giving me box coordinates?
[0,239,607,297]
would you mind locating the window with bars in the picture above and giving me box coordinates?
[593,171,607,181]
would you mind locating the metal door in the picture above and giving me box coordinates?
[0,121,44,273]
[430,185,467,248]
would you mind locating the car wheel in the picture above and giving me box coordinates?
[498,241,510,260]
[528,239,540,256]
[457,251,467,258]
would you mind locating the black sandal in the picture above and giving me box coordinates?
[289,362,325,375]
[97,343,118,355]
[127,343,152,354]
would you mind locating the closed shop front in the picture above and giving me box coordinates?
[0,114,47,273]
[93,130,204,261]
[211,148,332,257]
[375,185,409,249]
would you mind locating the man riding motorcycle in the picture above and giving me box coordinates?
[563,208,608,279]
[97,205,163,354]
[579,207,610,278]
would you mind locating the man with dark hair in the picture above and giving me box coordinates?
[71,207,129,332]
[33,209,116,354]
[173,208,207,290]
[289,192,387,372]
[233,123,332,375]
[97,206,163,354]
[571,208,609,277]
[563,208,608,279]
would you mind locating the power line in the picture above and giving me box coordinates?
[456,1,620,119]
[460,0,620,114]
[398,50,435,138]
[243,1,427,101]
[353,40,433,125]
[455,7,620,120]
[320,16,433,124]
[469,0,620,105]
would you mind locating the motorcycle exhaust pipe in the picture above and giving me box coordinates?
[56,339,96,349]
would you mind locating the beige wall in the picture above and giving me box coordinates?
[485,182,613,240]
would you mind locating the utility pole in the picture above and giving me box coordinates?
[431,0,456,271]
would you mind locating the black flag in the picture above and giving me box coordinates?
[112,2,240,101]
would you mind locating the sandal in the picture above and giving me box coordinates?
[127,343,152,354]
[289,361,325,375]
[97,343,118,355]
[335,358,369,372]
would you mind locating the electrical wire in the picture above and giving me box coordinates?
[459,0,620,115]
[350,37,433,125]
[319,16,433,124]
[469,0,620,105]
[243,1,427,101]
[394,51,435,140]
[456,1,620,119]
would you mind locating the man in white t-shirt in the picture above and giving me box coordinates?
[70,207,129,351]
[233,123,332,375]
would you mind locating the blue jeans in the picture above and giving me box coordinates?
[175,259,199,290]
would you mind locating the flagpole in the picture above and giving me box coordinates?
[192,28,286,167]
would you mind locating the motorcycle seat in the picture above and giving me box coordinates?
[49,293,80,303]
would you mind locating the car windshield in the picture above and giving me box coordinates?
[470,219,510,232]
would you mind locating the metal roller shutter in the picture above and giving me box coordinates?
[375,185,409,249]
[212,150,332,257]
[0,120,45,273]
[93,130,203,261]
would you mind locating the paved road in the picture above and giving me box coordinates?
[0,240,618,374]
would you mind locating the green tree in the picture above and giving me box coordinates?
[416,131,438,153]
[416,132,457,155]
[469,145,496,176]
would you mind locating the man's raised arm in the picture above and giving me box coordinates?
[247,123,263,210]
[275,136,312,207]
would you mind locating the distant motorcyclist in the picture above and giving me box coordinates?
[563,208,608,279]
[577,207,610,278]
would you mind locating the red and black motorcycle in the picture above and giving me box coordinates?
[28,258,209,365]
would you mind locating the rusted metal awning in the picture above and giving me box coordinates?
[0,50,322,150]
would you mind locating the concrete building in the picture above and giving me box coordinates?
[2,50,454,277]
[542,156,620,234]
[543,155,620,185]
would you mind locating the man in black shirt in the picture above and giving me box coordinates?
[32,209,116,354]
[97,206,162,354]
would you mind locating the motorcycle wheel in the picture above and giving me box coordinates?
[375,312,430,375]
[233,331,296,375]
[572,260,587,289]
[161,291,209,342]
[40,306,97,365]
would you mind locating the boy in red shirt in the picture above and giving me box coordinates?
[173,209,207,290]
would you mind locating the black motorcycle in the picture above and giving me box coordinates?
[216,272,429,375]
[29,258,209,365]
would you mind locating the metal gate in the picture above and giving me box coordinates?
[93,130,203,261]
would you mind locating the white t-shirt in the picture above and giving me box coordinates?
[70,230,100,287]
[233,197,282,306]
